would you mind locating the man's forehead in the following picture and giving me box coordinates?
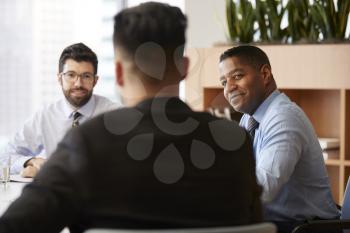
[220,56,244,66]
[62,59,94,72]
[220,57,242,72]
[63,59,92,67]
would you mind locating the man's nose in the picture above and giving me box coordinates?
[226,79,237,92]
[73,76,83,87]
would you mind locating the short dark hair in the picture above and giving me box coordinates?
[58,43,98,74]
[113,2,187,59]
[219,45,271,70]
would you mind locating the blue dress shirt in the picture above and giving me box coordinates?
[240,90,340,221]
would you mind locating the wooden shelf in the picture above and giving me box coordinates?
[185,45,350,204]
[325,160,342,166]
[327,165,340,203]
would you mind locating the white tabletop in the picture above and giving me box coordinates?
[0,182,26,216]
[0,180,70,232]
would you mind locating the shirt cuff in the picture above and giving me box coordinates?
[11,156,33,175]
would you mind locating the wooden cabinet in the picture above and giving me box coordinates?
[184,44,350,204]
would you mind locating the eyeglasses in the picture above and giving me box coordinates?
[61,71,96,83]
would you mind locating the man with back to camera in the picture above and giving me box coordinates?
[0,2,263,233]
[219,45,340,233]
[0,43,120,178]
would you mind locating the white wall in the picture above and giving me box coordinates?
[185,0,227,48]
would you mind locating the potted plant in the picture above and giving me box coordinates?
[225,0,350,43]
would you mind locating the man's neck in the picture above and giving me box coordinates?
[65,95,94,112]
[124,84,180,107]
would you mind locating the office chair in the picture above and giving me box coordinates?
[292,176,350,233]
[85,222,276,233]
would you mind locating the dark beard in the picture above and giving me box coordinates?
[63,88,93,108]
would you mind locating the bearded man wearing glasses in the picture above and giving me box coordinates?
[0,43,120,178]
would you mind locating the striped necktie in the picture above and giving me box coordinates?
[72,111,82,127]
[247,116,259,139]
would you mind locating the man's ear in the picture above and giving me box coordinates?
[178,56,189,81]
[260,64,272,86]
[93,75,99,87]
[57,73,63,86]
[115,61,124,87]
[182,56,189,80]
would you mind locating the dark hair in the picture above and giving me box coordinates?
[113,2,187,59]
[219,45,271,70]
[58,43,98,74]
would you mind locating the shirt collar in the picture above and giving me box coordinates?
[252,89,280,124]
[62,95,96,119]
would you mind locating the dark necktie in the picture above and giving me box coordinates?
[72,111,82,127]
[247,116,259,139]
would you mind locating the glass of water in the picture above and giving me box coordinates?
[0,156,11,186]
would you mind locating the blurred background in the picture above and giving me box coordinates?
[1,0,349,149]
[0,0,231,148]
[0,0,190,147]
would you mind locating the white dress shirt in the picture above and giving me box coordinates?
[1,94,120,174]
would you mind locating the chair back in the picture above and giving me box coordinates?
[85,223,276,233]
[292,176,350,233]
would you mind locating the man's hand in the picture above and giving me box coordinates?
[21,157,46,178]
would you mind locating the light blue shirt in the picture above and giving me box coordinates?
[240,90,340,221]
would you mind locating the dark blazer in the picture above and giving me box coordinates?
[0,97,262,233]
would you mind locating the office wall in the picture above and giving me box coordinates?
[0,0,33,145]
[185,0,227,48]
